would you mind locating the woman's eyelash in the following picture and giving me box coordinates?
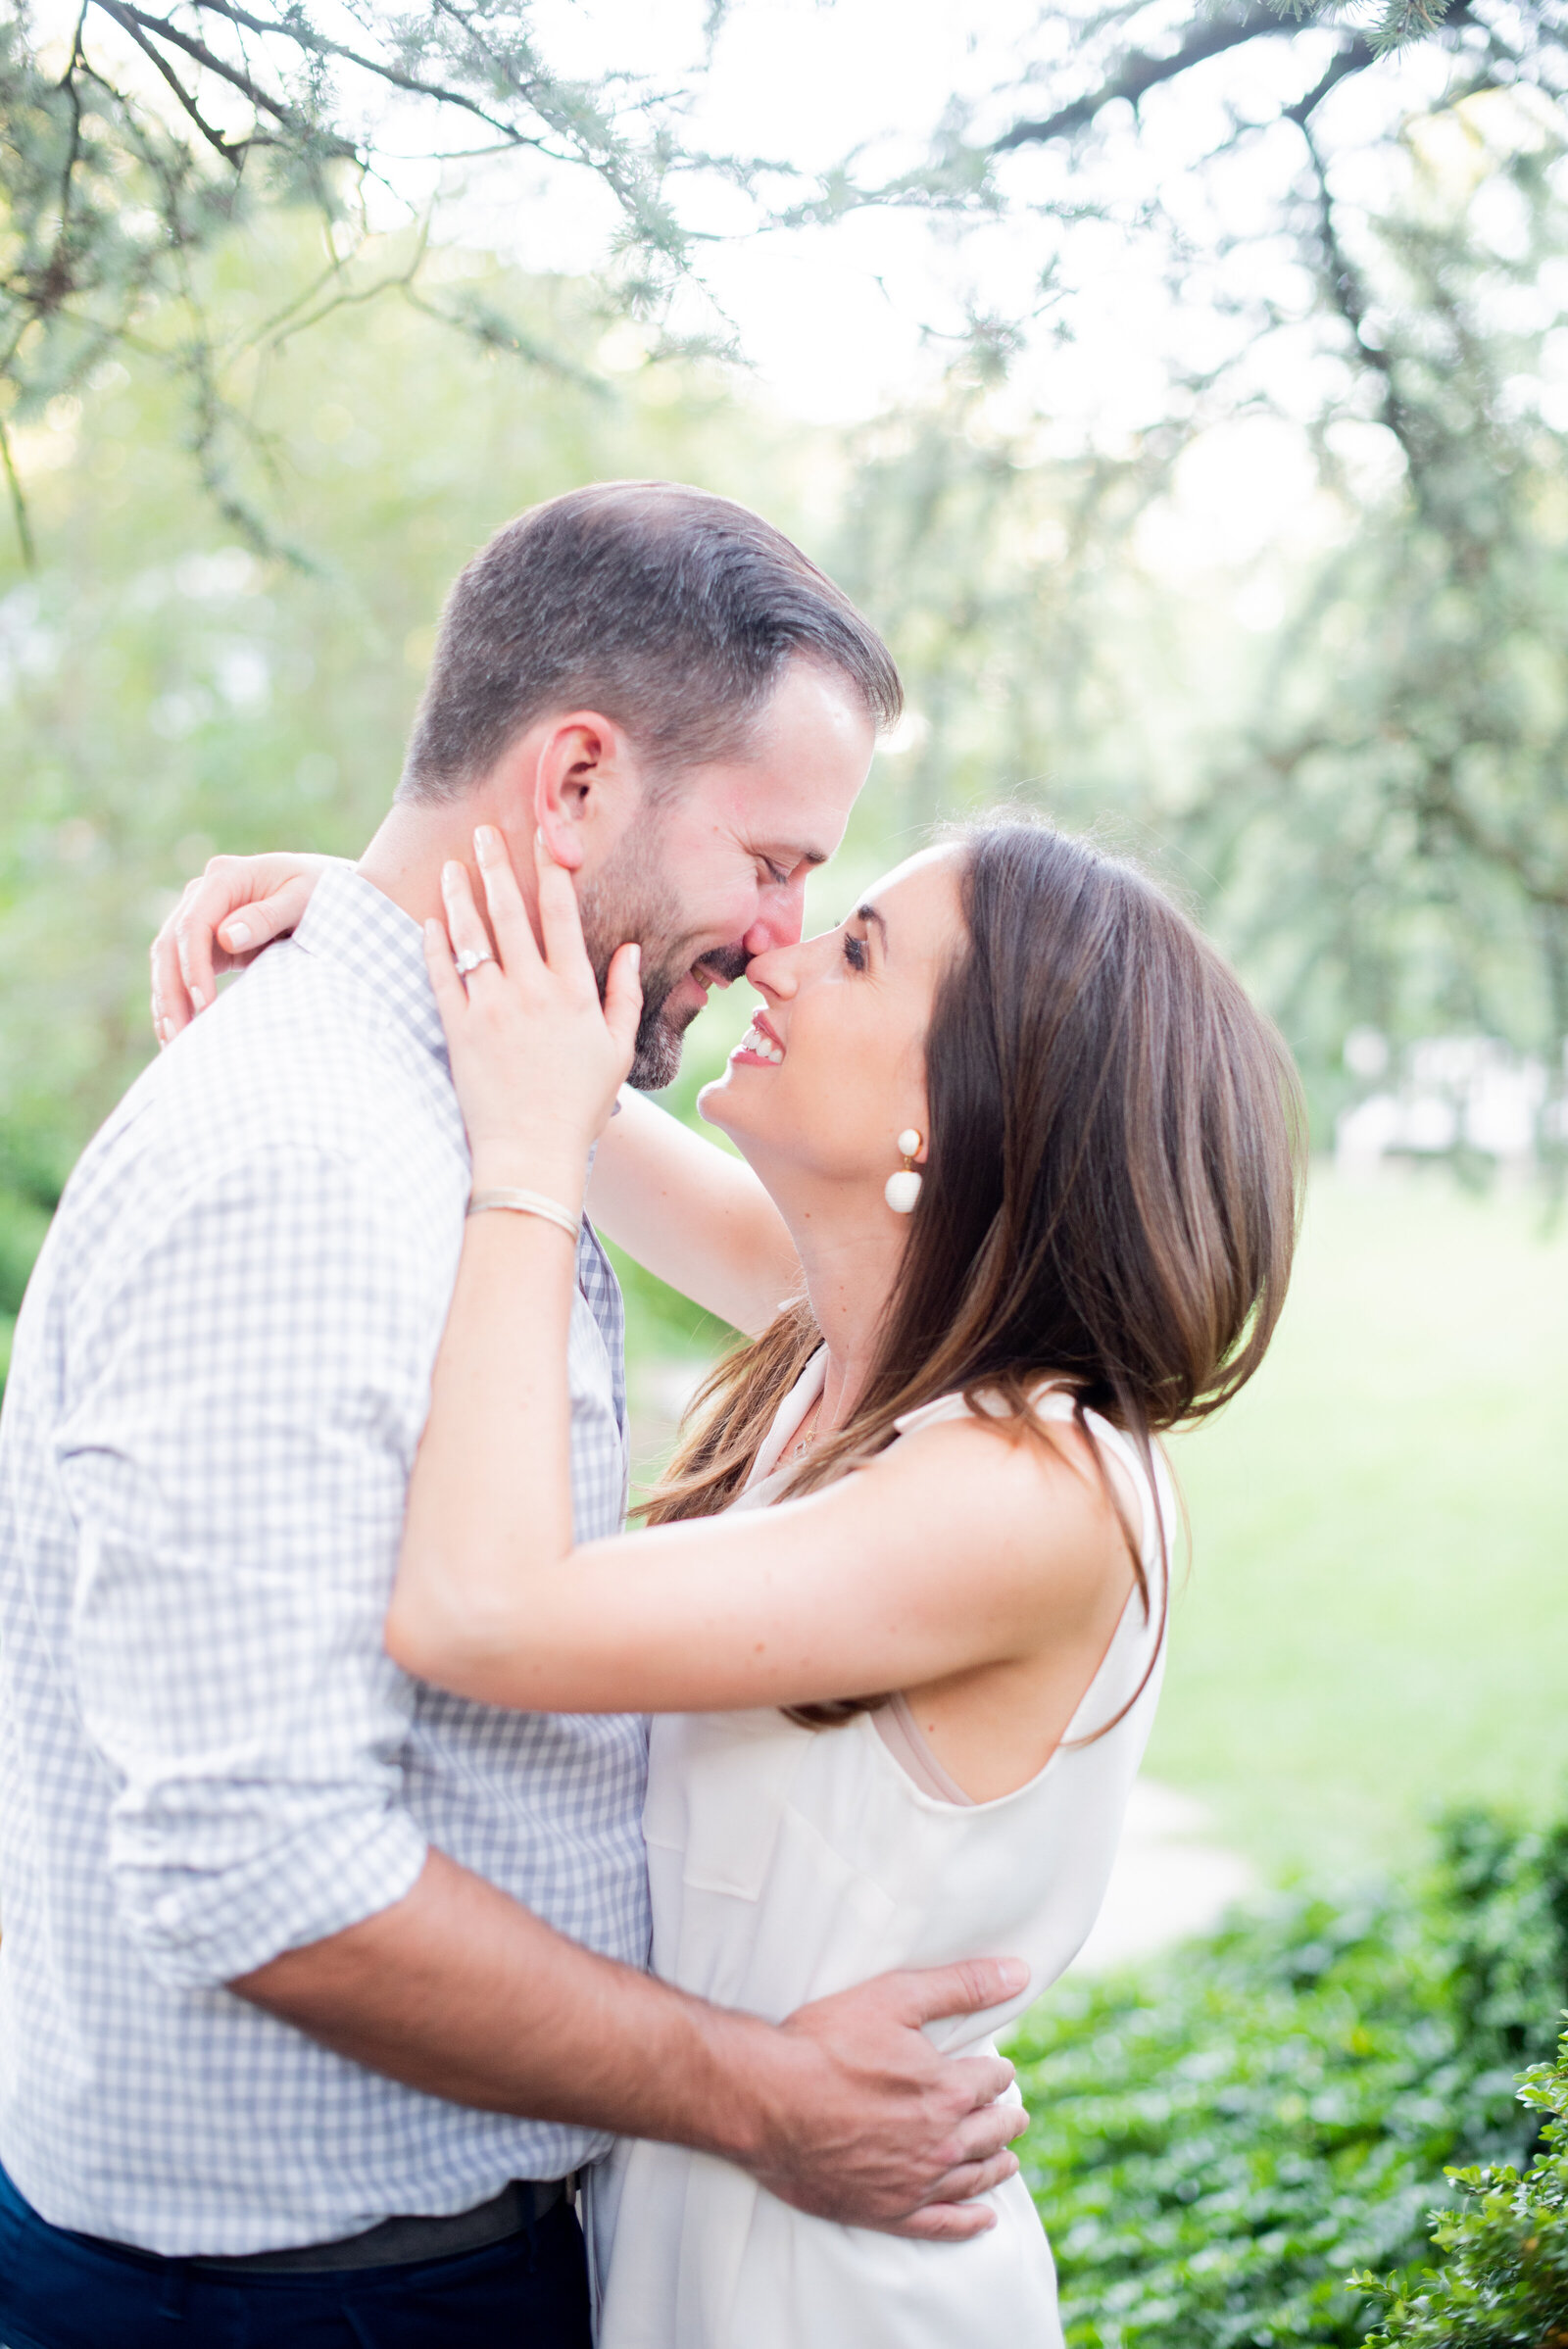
[843,932,867,971]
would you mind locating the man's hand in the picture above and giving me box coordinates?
[232,1849,1028,2241]
[745,1960,1032,2240]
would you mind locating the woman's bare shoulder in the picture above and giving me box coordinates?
[833,1401,1130,1606]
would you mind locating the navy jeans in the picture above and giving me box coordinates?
[0,2162,592,2348]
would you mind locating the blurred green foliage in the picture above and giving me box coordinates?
[1358,2024,1568,2346]
[0,1120,61,1386]
[1012,1809,1568,2348]
[830,165,1568,1121]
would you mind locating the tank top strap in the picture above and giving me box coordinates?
[744,1349,828,1490]
[892,1383,1077,1443]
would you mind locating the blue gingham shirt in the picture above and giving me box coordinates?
[0,866,650,2255]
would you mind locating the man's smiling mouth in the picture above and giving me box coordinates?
[693,944,751,992]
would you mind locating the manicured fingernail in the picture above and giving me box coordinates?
[188,984,206,1011]
[442,860,462,894]
[474,826,497,864]
[629,944,641,973]
[999,1960,1030,1993]
[223,921,251,950]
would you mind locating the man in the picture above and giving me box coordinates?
[0,483,1026,2347]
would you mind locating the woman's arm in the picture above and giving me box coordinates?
[393,827,639,1683]
[391,1406,1122,1717]
[392,829,1126,1719]
[146,848,800,1335]
[588,1091,799,1337]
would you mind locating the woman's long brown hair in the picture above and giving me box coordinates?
[643,817,1306,1733]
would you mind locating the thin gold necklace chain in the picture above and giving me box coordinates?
[786,1396,826,1462]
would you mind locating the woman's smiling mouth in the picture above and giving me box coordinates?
[730,1013,786,1066]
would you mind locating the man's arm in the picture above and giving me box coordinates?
[60,1143,435,1990]
[235,1850,1029,2240]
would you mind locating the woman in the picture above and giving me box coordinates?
[159,816,1301,2348]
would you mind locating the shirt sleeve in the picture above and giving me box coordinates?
[56,1146,436,1990]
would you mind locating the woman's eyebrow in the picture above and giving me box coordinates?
[856,902,889,952]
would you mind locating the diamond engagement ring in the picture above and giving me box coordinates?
[454,947,495,978]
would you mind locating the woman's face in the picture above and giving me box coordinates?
[698,845,966,1210]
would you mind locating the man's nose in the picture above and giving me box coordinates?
[744,874,808,957]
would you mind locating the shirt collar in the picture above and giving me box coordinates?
[291,864,449,1067]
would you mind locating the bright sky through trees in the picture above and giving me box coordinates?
[432,0,1465,420]
[370,0,1560,602]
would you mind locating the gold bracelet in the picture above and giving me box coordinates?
[466,1188,582,1244]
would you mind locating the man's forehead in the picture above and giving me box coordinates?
[731,765,858,858]
[679,702,868,862]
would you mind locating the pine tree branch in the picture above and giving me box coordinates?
[990,0,1483,153]
[89,0,354,150]
[178,0,559,155]
[262,222,430,351]
[1282,34,1381,125]
[1297,119,1442,528]
[93,7,252,164]
[991,4,1296,152]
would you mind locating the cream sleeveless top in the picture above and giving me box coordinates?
[596,1354,1174,2349]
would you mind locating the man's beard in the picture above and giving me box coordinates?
[577,841,748,1091]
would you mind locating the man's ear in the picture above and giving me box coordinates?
[528,712,633,875]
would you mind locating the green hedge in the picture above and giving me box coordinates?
[1009,1811,1568,2347]
[1357,2019,1568,2346]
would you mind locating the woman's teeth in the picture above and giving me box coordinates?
[739,1023,784,1064]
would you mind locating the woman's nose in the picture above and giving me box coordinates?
[743,943,799,1001]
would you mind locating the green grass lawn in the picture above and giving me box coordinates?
[1149,1167,1568,1878]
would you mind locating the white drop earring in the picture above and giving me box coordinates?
[884,1129,924,1215]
